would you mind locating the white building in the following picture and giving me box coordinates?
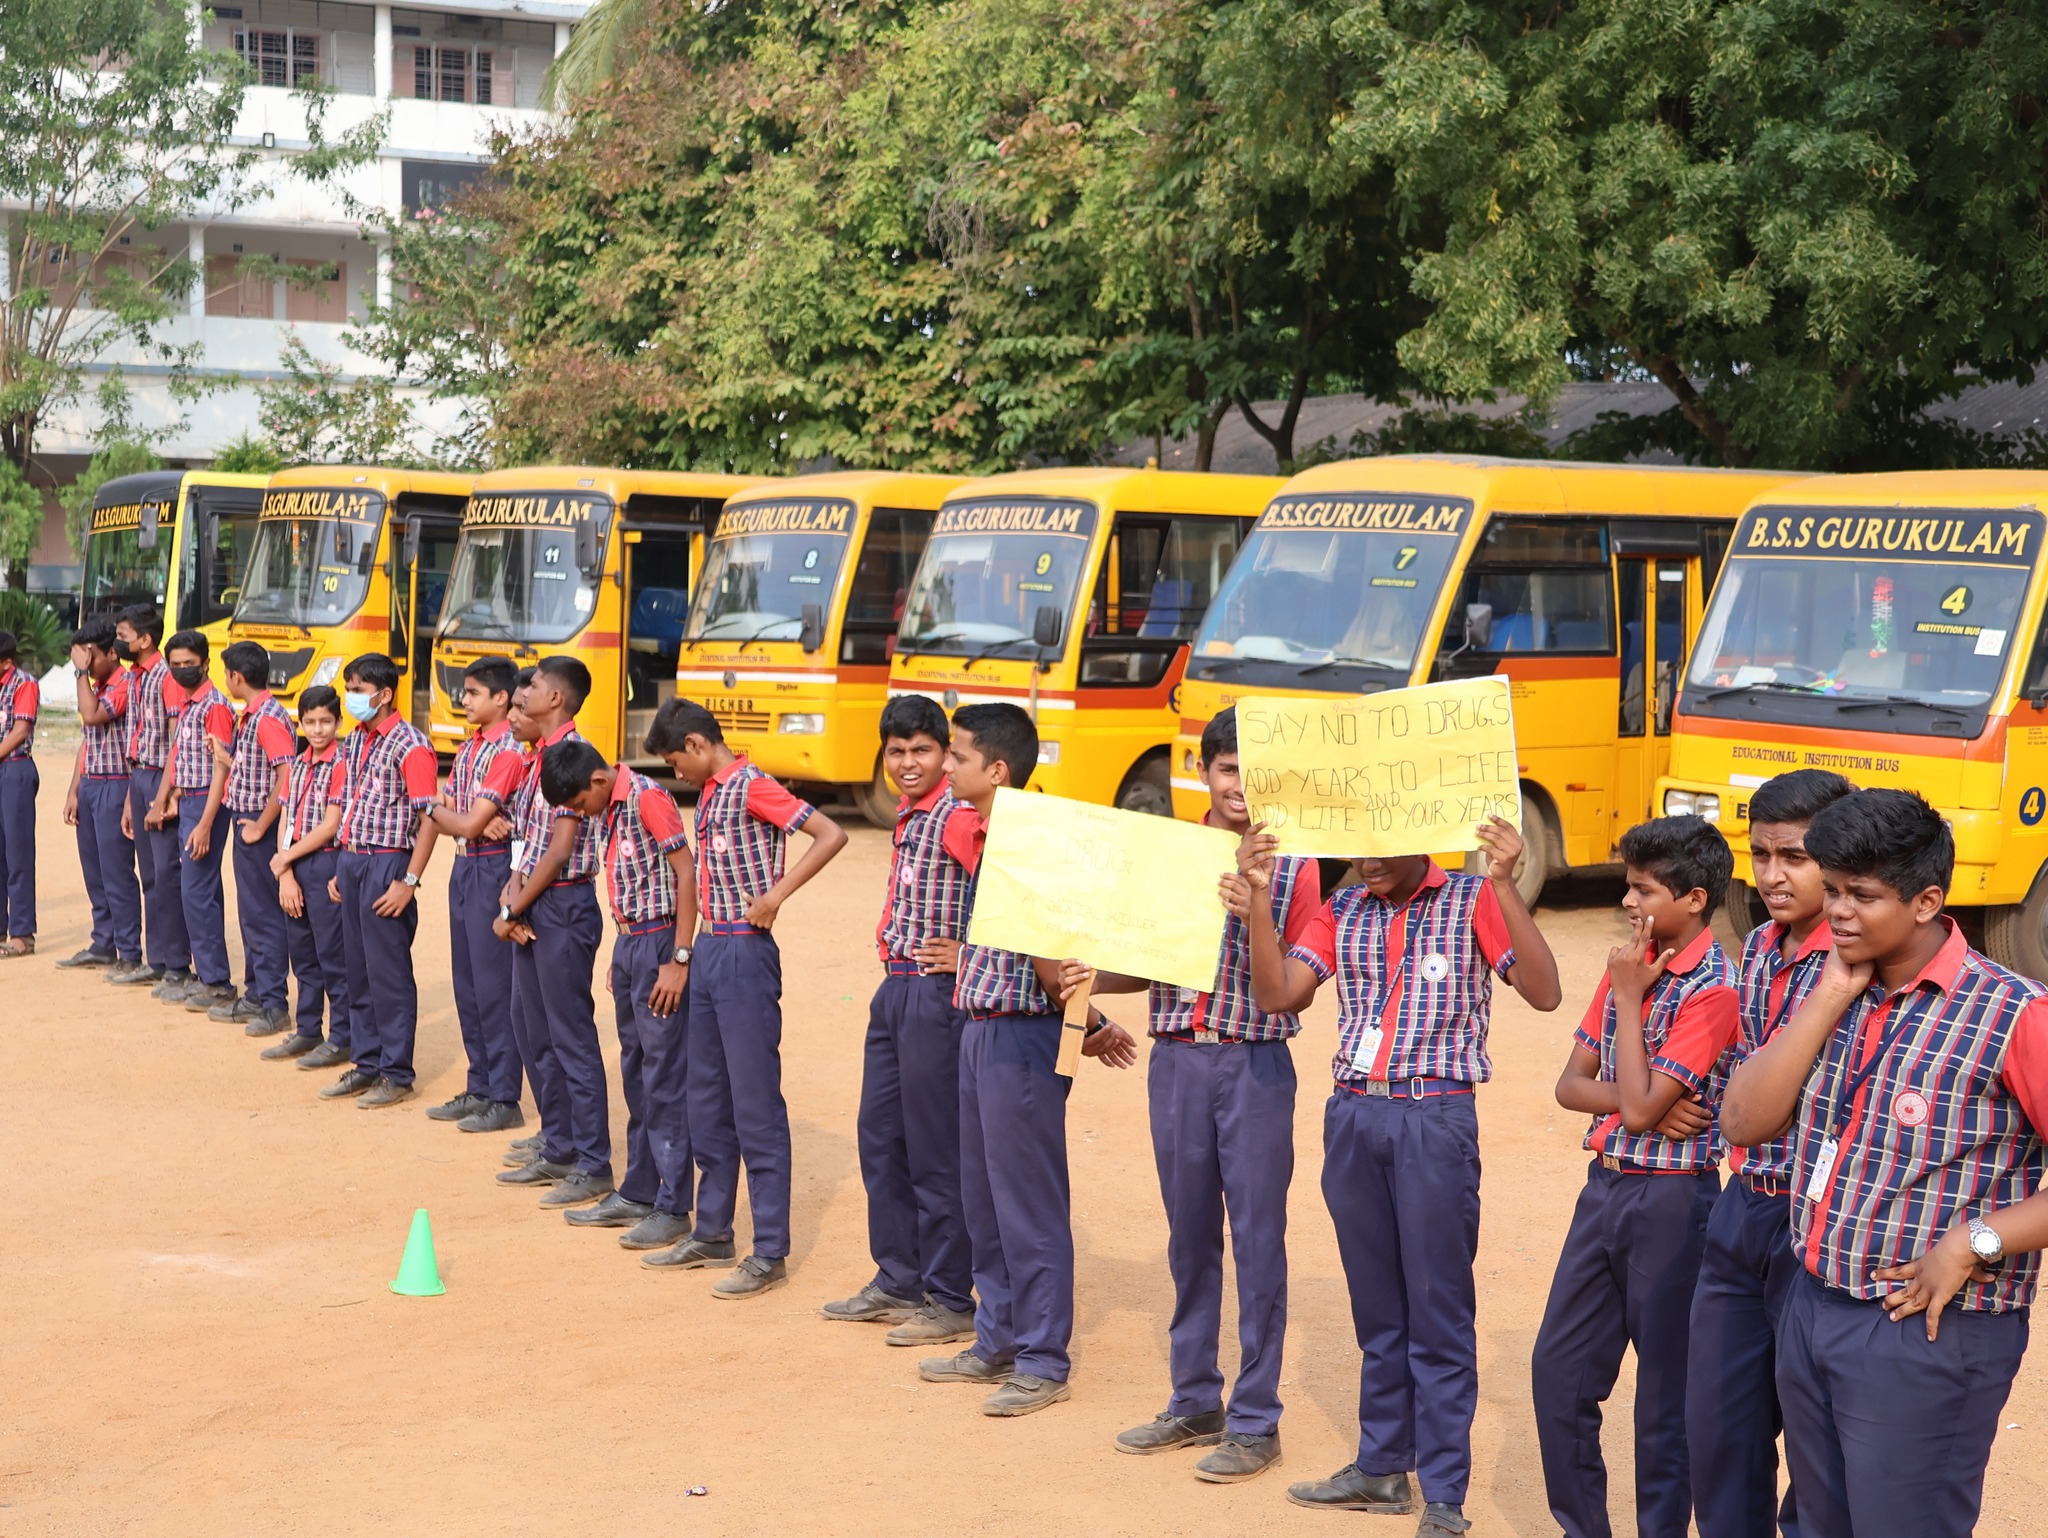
[23,0,590,604]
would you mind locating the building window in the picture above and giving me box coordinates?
[236,28,320,87]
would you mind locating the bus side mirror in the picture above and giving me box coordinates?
[1033,604,1064,651]
[1464,602,1494,652]
[357,537,376,576]
[402,517,421,567]
[138,504,159,550]
[575,516,600,572]
[799,603,824,654]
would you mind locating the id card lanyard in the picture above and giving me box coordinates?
[1350,892,1429,1075]
[1805,986,1926,1201]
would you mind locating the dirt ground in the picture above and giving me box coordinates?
[2,737,2043,1538]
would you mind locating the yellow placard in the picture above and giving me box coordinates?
[1236,677,1521,858]
[964,788,1238,992]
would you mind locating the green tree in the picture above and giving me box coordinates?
[0,459,43,582]
[57,439,161,560]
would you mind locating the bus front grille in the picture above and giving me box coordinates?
[267,648,315,690]
[711,707,771,735]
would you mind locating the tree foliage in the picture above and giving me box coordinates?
[0,590,67,672]
[57,437,161,559]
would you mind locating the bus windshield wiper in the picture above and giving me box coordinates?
[1691,679,1832,703]
[1296,653,1395,677]
[689,619,790,654]
[1831,694,1975,717]
[961,637,1030,672]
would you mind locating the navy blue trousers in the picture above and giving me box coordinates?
[859,970,973,1313]
[76,775,141,961]
[1149,1037,1295,1437]
[337,849,418,1085]
[1688,1178,1802,1538]
[0,756,34,939]
[448,851,519,1104]
[532,882,608,1177]
[230,817,288,1010]
[284,848,348,1046]
[1532,1163,1718,1538]
[512,933,569,1163]
[176,792,230,987]
[959,1011,1072,1381]
[131,767,186,972]
[613,927,693,1216]
[1777,1271,2028,1538]
[1323,1087,1482,1499]
[688,929,790,1256]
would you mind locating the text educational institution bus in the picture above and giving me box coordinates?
[889,466,1285,811]
[1660,471,2048,977]
[82,470,268,670]
[230,466,474,727]
[432,467,772,763]
[679,471,964,825]
[1173,456,1804,901]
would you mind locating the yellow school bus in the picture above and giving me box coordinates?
[431,467,773,763]
[1172,457,1806,901]
[230,466,474,728]
[81,469,268,679]
[889,467,1286,811]
[680,472,966,825]
[1658,471,2048,977]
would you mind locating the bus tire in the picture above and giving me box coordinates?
[1986,877,2048,984]
[1715,879,1764,955]
[853,756,897,831]
[1513,785,1557,908]
[1115,754,1173,818]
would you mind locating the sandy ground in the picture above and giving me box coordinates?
[2,737,2043,1537]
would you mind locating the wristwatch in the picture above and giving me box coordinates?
[673,945,694,966]
[401,871,421,889]
[1968,1216,2006,1265]
[498,904,513,924]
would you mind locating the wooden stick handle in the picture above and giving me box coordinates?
[1056,972,1093,1079]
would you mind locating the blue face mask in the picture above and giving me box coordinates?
[342,691,379,723]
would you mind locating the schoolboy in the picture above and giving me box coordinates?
[320,652,440,1107]
[822,694,982,1346]
[1530,814,1739,1538]
[1238,812,1558,1526]
[494,668,558,1174]
[60,618,140,972]
[1723,789,2048,1538]
[0,629,37,959]
[638,697,847,1295]
[420,655,525,1132]
[916,702,1135,1417]
[541,737,699,1250]
[100,604,186,990]
[213,641,298,1035]
[1687,768,1851,1538]
[148,630,235,1012]
[269,686,349,1064]
[493,657,611,1207]
[1057,707,1324,1482]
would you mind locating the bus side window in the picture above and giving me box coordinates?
[1082,513,1211,687]
[842,508,934,666]
[2021,618,2048,702]
[1440,518,1612,673]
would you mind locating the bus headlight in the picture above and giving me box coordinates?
[1663,789,1721,822]
[310,657,342,687]
[1037,742,1061,765]
[777,714,825,734]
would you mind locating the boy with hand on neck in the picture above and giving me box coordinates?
[917,702,1136,1419]
[214,641,298,1036]
[149,630,236,1013]
[1531,814,1739,1538]
[638,698,846,1296]
[0,628,37,960]
[1723,790,2048,1538]
[491,668,564,1178]
[823,694,983,1347]
[1687,768,1851,1538]
[270,686,349,1065]
[103,605,186,991]
[61,617,141,973]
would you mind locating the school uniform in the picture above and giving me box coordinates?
[447,721,525,1107]
[509,721,607,1175]
[860,783,980,1315]
[168,679,236,988]
[328,712,438,1086]
[280,743,348,1048]
[689,754,816,1260]
[1775,920,2048,1538]
[0,662,38,943]
[74,670,141,965]
[953,917,1070,1381]
[1287,863,1515,1501]
[1688,920,1830,1538]
[118,654,187,975]
[1531,927,1740,1538]
[601,765,695,1220]
[224,692,297,1015]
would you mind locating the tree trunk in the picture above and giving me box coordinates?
[1634,348,1743,464]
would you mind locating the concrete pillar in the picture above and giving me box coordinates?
[188,224,207,319]
[554,21,571,57]
[374,5,394,98]
[375,237,394,310]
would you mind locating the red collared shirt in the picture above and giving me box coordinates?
[168,678,235,793]
[876,782,980,962]
[1729,919,1835,1184]
[602,764,692,926]
[694,753,814,923]
[123,654,173,768]
[952,822,1056,1017]
[81,670,130,777]
[451,719,523,818]
[285,740,341,842]
[330,710,438,851]
[225,690,297,815]
[0,663,38,759]
[513,720,602,882]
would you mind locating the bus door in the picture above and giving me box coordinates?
[389,505,462,730]
[190,486,263,630]
[842,507,937,669]
[619,521,698,761]
[1614,530,1696,849]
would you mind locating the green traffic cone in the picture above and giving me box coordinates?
[389,1208,446,1297]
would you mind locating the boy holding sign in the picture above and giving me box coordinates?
[917,702,1135,1417]
[1243,814,1559,1533]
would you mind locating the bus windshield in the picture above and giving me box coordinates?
[684,499,857,645]
[440,495,613,645]
[896,497,1099,657]
[1684,505,2043,731]
[82,521,172,617]
[235,491,386,628]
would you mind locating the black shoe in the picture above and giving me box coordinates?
[1286,1466,1415,1514]
[1115,1409,1226,1455]
[917,1349,1013,1384]
[57,947,117,970]
[1194,1432,1281,1484]
[184,982,238,1014]
[641,1236,737,1270]
[426,1091,489,1123]
[982,1373,1070,1417]
[210,994,264,1024]
[260,1032,322,1061]
[318,1067,380,1100]
[538,1170,614,1209]
[359,1078,416,1109]
[105,960,159,986]
[1416,1504,1471,1537]
[565,1192,653,1227]
[458,1101,525,1134]
[620,1211,694,1251]
[496,1157,573,1187]
[502,1134,543,1167]
[298,1040,349,1071]
[242,1007,291,1038]
[820,1282,921,1323]
[712,1254,787,1298]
